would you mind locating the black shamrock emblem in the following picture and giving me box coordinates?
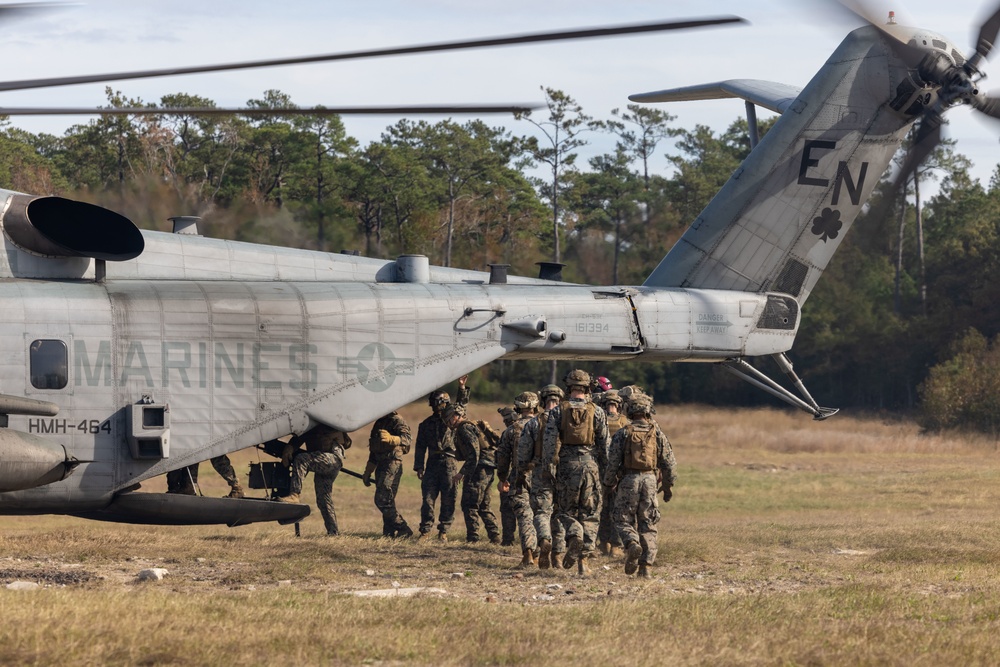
[811,207,842,242]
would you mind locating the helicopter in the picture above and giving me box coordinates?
[0,1,997,526]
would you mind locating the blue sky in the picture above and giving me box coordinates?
[0,0,996,191]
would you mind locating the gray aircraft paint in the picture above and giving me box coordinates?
[0,25,933,515]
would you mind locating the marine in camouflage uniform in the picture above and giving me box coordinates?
[277,424,352,535]
[542,369,610,577]
[489,408,519,546]
[603,394,676,578]
[517,384,567,569]
[166,455,244,498]
[496,394,539,567]
[597,390,629,555]
[363,411,414,538]
[445,404,501,543]
[413,380,470,540]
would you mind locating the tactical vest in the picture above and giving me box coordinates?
[560,400,595,446]
[532,412,550,460]
[456,420,489,456]
[508,418,528,473]
[624,422,658,472]
[606,413,629,435]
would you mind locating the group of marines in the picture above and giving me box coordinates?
[274,370,677,578]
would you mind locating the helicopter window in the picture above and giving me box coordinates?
[30,339,68,390]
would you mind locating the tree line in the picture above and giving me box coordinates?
[4,86,1000,433]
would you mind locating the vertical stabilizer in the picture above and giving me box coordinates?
[644,26,912,305]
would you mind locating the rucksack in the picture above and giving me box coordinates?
[624,423,658,471]
[560,400,595,445]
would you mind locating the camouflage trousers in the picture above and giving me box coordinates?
[460,466,500,542]
[419,455,458,535]
[374,458,410,536]
[613,471,661,565]
[510,479,537,552]
[499,484,517,545]
[553,452,603,558]
[290,448,343,535]
[166,455,237,493]
[598,483,624,548]
[529,466,566,554]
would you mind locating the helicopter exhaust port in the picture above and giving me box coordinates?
[1,192,144,261]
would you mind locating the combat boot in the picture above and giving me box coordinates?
[437,531,448,543]
[637,563,651,579]
[519,548,536,569]
[624,542,642,575]
[277,492,300,504]
[396,524,414,539]
[608,545,622,558]
[551,552,564,569]
[598,541,610,556]
[537,539,552,569]
[577,555,591,577]
[563,536,583,569]
[490,534,502,545]
[226,481,245,499]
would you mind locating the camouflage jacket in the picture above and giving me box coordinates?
[496,414,532,484]
[542,397,609,471]
[413,386,470,472]
[453,419,493,477]
[367,412,412,464]
[603,419,677,487]
[291,425,351,454]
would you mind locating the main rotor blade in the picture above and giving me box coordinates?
[0,16,746,93]
[0,104,541,116]
[0,2,76,18]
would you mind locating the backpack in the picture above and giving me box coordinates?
[624,423,658,471]
[560,400,595,446]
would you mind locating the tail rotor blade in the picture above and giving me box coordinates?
[972,91,1000,119]
[974,3,1000,62]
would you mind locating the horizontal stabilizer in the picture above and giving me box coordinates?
[71,492,310,527]
[629,79,802,114]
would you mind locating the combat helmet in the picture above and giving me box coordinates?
[619,385,646,401]
[626,394,654,417]
[442,403,466,421]
[429,389,451,410]
[497,406,516,426]
[513,391,539,412]
[601,389,622,407]
[563,369,592,390]
[538,384,564,401]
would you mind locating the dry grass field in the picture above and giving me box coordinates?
[3,404,1000,666]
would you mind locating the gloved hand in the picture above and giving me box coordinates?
[363,461,375,487]
[663,485,672,502]
[379,429,402,446]
[280,443,296,468]
[415,468,424,480]
[516,471,529,490]
[543,464,557,483]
